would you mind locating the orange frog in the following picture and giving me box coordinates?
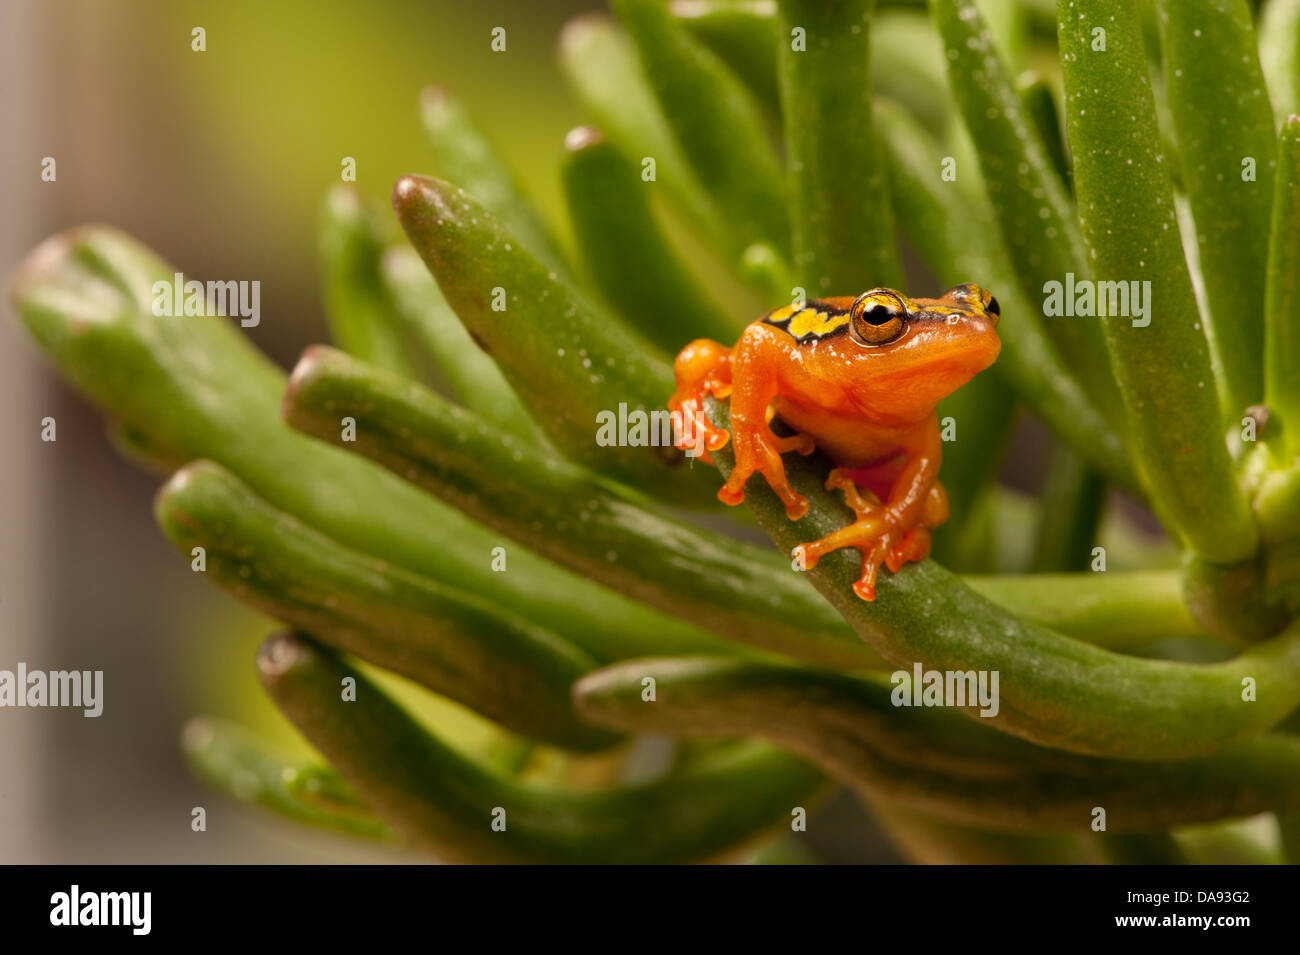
[669,284,1001,601]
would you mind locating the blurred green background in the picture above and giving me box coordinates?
[0,0,607,863]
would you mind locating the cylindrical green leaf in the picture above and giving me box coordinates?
[681,2,956,136]
[181,717,395,841]
[867,10,956,133]
[968,570,1210,652]
[612,0,789,254]
[1266,116,1300,460]
[560,127,739,351]
[1058,0,1259,563]
[705,396,1300,759]
[419,85,570,279]
[558,14,725,249]
[258,632,827,863]
[931,368,1017,562]
[1030,443,1105,573]
[575,655,1300,831]
[156,462,616,752]
[379,245,541,442]
[933,0,1121,424]
[1183,552,1291,644]
[739,240,797,302]
[976,0,1029,70]
[777,0,904,292]
[676,4,954,135]
[671,0,785,108]
[392,174,714,506]
[318,186,420,379]
[107,420,189,475]
[1157,0,1276,420]
[873,99,1134,489]
[1260,0,1300,123]
[1257,464,1300,543]
[9,227,713,668]
[320,182,541,442]
[1017,72,1070,188]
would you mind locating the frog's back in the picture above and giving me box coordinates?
[759,296,859,345]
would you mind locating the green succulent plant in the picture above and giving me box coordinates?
[10,0,1300,864]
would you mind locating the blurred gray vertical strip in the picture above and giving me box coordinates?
[0,0,47,862]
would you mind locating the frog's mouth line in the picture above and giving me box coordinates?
[933,337,1002,376]
[874,339,1002,396]
[889,317,1000,359]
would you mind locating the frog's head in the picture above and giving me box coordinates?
[844,282,1001,414]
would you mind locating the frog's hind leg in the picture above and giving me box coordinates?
[793,473,947,601]
[669,339,734,463]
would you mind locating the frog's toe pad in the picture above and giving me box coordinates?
[852,579,877,602]
[718,484,746,507]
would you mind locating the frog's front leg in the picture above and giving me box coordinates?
[668,339,734,462]
[717,325,815,519]
[793,421,946,601]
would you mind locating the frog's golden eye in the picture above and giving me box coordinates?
[849,290,907,346]
[986,296,1000,317]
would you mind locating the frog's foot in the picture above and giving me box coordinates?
[853,528,933,600]
[719,427,809,520]
[791,514,901,602]
[792,479,946,600]
[851,536,895,602]
[669,339,734,463]
[669,392,730,463]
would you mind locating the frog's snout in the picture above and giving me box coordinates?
[939,282,1000,328]
[984,296,1001,327]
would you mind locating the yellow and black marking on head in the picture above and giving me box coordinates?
[761,289,910,346]
[760,299,855,344]
[761,284,1000,347]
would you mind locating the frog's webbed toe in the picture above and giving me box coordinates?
[792,515,900,602]
[669,392,730,463]
[669,339,733,463]
[793,476,946,601]
[719,427,810,519]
